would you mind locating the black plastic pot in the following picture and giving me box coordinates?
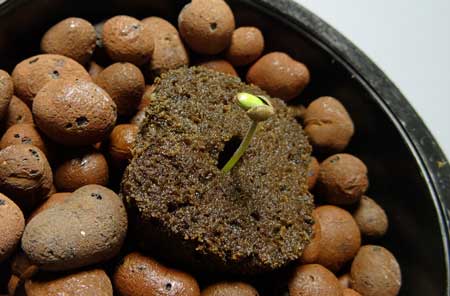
[1,0,449,295]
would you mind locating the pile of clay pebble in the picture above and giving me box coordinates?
[0,0,401,295]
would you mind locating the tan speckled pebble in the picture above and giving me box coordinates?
[103,15,154,66]
[288,264,343,296]
[351,245,401,296]
[353,195,388,239]
[142,17,189,77]
[316,154,368,205]
[0,69,13,120]
[315,205,361,272]
[114,252,200,296]
[178,0,235,55]
[22,185,127,271]
[0,144,53,209]
[41,17,96,65]
[109,124,138,167]
[226,27,264,66]
[55,149,109,191]
[95,62,145,116]
[32,78,117,146]
[343,288,361,296]
[246,52,310,101]
[25,269,113,296]
[198,60,238,76]
[12,54,91,105]
[0,194,25,263]
[1,123,47,155]
[28,192,72,222]
[300,210,321,264]
[5,96,33,128]
[303,96,354,152]
[201,282,259,296]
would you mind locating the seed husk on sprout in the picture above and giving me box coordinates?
[221,92,274,173]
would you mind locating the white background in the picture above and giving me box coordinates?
[296,0,450,160]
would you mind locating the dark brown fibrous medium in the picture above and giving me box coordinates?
[121,66,313,275]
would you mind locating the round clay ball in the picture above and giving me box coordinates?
[95,62,145,116]
[12,54,91,105]
[315,205,361,272]
[316,154,369,205]
[307,156,320,191]
[55,150,109,191]
[338,273,351,289]
[0,69,13,120]
[288,264,343,296]
[300,210,321,264]
[303,96,354,152]
[0,194,25,263]
[353,196,388,239]
[4,96,33,129]
[102,15,154,66]
[28,192,72,222]
[88,61,104,79]
[142,17,189,77]
[198,59,238,76]
[109,124,138,165]
[351,245,401,296]
[41,17,96,65]
[1,124,47,156]
[225,27,264,66]
[25,269,113,296]
[22,184,127,271]
[343,288,361,296]
[114,252,200,296]
[178,0,235,55]
[246,52,310,101]
[201,282,259,296]
[32,78,117,146]
[0,144,53,209]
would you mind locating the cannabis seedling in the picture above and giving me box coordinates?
[221,92,275,173]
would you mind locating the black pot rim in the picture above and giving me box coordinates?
[247,0,450,291]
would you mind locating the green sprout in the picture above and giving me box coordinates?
[221,92,275,173]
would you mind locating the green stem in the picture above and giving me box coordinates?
[221,121,259,173]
